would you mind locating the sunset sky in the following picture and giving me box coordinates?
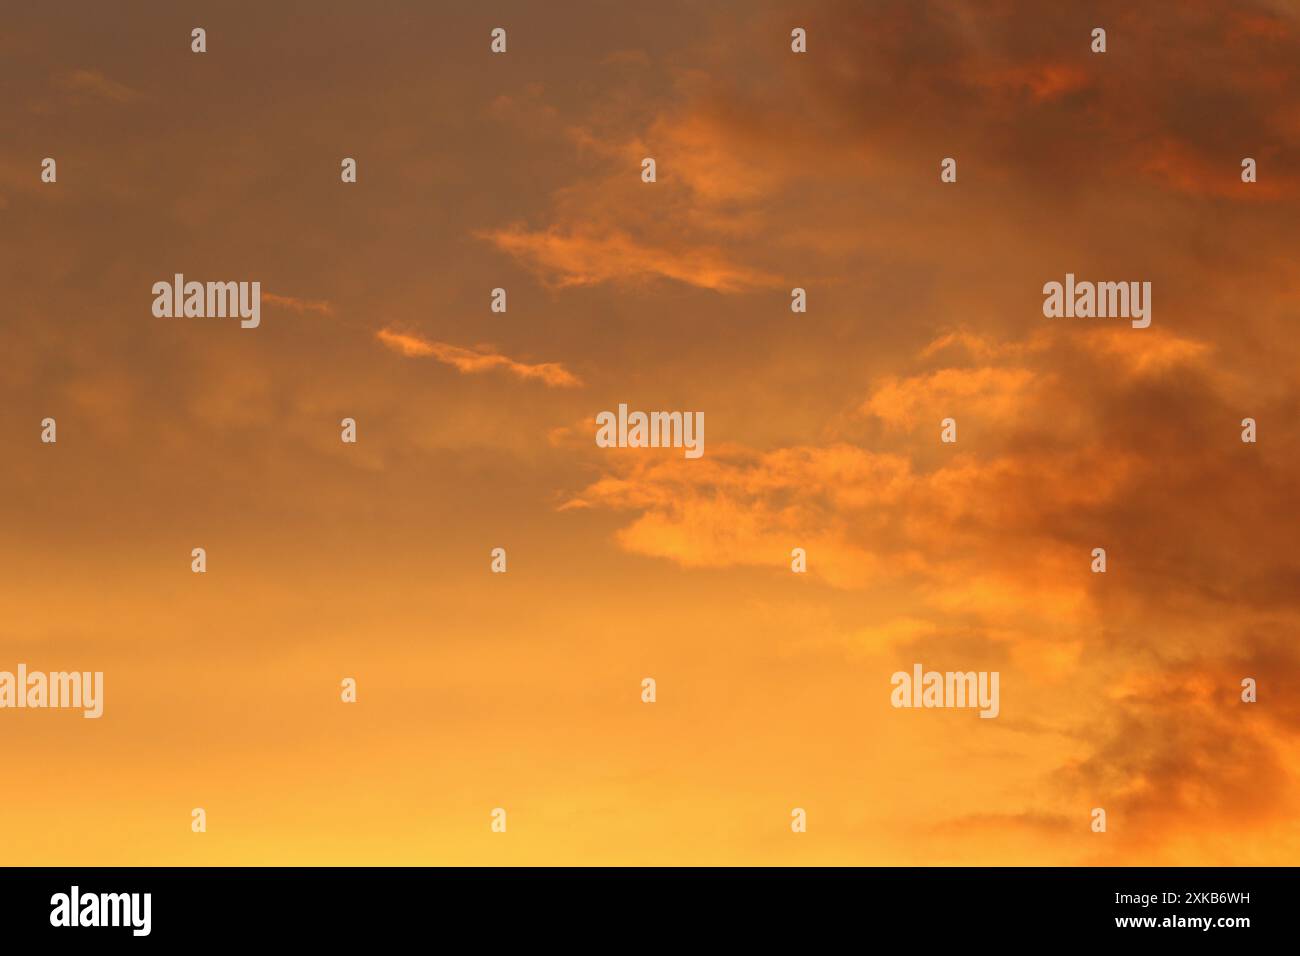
[2,0,1299,866]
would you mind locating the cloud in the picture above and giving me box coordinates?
[376,328,582,387]
[54,69,141,104]
[562,320,1300,850]
[562,442,909,587]
[263,292,334,316]
[566,328,1227,588]
[1140,137,1296,201]
[1057,652,1299,860]
[862,367,1041,430]
[965,62,1093,103]
[478,225,782,292]
[1082,328,1213,378]
[477,66,807,291]
[472,0,1290,305]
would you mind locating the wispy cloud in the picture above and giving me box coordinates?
[54,69,141,104]
[376,328,582,387]
[263,292,335,316]
[478,226,782,293]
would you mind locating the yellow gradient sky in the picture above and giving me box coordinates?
[2,0,1299,865]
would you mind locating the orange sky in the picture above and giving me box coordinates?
[2,0,1299,866]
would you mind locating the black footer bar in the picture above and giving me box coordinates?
[0,866,1288,943]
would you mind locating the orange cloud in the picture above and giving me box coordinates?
[478,225,781,292]
[968,63,1092,102]
[376,328,582,387]
[862,367,1040,430]
[1141,137,1294,200]
[565,326,1229,590]
[263,292,335,316]
[558,303,1300,856]
[54,69,141,103]
[478,75,806,291]
[1082,328,1213,378]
